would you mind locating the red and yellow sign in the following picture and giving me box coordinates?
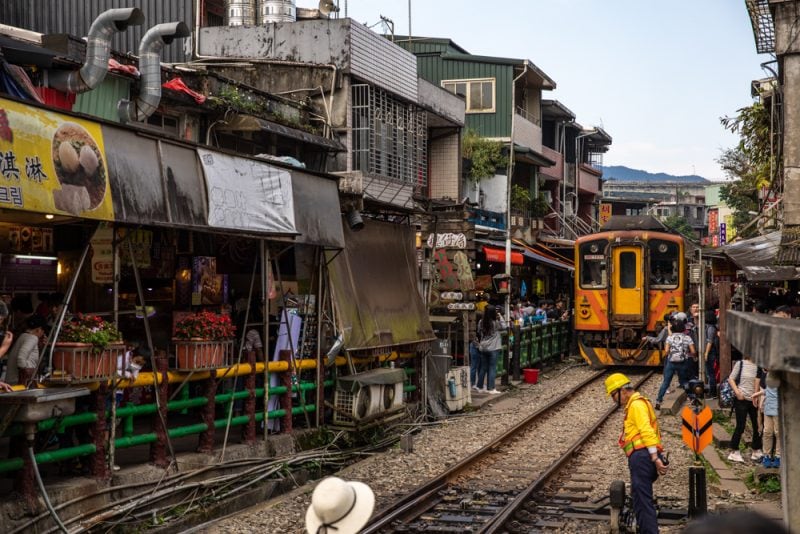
[707,209,718,236]
[599,203,612,225]
[0,97,114,220]
[681,405,713,454]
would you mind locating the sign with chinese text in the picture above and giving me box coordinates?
[708,209,718,236]
[719,223,727,246]
[0,97,114,220]
[599,203,612,225]
[90,224,114,284]
[724,214,737,241]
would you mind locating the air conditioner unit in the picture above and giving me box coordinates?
[332,368,406,426]
[382,381,404,413]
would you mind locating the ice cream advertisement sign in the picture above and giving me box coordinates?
[0,97,114,221]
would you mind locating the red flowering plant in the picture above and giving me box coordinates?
[59,313,122,352]
[174,310,236,341]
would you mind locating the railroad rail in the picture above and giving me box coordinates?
[362,370,655,533]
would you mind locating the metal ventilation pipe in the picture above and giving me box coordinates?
[49,8,145,93]
[118,22,190,122]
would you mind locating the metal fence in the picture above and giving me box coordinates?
[498,320,571,380]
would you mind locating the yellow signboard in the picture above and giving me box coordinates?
[0,97,114,220]
[599,203,612,225]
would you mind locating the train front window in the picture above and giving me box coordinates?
[580,240,607,289]
[649,240,679,288]
[619,252,637,288]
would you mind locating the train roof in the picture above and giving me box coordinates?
[600,215,667,232]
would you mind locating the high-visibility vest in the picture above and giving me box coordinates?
[618,396,663,457]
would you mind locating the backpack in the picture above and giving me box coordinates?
[719,360,743,409]
[666,333,689,362]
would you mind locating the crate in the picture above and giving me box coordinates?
[50,342,125,383]
[173,339,233,371]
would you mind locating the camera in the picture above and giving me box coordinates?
[686,379,709,403]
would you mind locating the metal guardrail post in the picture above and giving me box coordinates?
[90,384,110,479]
[244,350,257,443]
[501,333,510,386]
[279,350,293,433]
[198,370,218,454]
[149,351,170,467]
[512,324,521,381]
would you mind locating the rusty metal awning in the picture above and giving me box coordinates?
[327,220,435,353]
[217,114,346,152]
[721,230,800,281]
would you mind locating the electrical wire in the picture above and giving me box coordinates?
[29,446,69,534]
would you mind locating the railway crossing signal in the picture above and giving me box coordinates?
[681,405,713,454]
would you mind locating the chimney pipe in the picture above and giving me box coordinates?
[118,22,190,122]
[49,8,145,93]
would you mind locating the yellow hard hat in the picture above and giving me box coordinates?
[605,373,631,396]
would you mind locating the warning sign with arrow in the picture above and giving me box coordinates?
[681,405,713,454]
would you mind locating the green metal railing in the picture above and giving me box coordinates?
[0,365,419,474]
[498,320,571,381]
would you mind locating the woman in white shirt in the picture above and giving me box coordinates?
[727,348,763,463]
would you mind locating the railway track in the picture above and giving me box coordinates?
[362,370,655,533]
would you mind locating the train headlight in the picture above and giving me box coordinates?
[590,244,599,253]
[658,243,668,253]
[579,307,591,318]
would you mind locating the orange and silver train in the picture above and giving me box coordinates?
[574,224,685,368]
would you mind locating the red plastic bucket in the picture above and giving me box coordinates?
[523,368,539,384]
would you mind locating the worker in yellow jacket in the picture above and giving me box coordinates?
[605,373,668,534]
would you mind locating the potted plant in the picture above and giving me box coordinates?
[173,310,236,370]
[52,314,124,383]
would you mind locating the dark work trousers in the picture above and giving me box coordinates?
[628,448,659,534]
[730,398,763,451]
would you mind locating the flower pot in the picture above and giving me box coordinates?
[50,342,125,383]
[173,339,233,371]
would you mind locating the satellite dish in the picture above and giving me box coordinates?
[319,0,339,16]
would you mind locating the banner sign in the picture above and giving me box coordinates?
[0,97,114,220]
[719,223,727,246]
[707,208,718,236]
[197,149,296,234]
[599,203,612,225]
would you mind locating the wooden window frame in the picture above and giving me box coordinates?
[441,77,496,114]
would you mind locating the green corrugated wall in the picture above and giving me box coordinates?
[73,75,130,123]
[399,41,513,139]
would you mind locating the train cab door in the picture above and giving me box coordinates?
[611,246,644,324]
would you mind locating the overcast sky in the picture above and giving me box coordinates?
[321,0,767,181]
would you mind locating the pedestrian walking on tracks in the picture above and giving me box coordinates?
[475,305,506,394]
[305,476,375,534]
[606,372,668,534]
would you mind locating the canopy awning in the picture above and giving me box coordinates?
[721,231,800,281]
[327,220,435,353]
[521,248,574,271]
[482,245,524,265]
[513,144,556,167]
[0,95,343,245]
[217,114,346,152]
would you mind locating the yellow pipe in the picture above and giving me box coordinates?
[19,350,417,392]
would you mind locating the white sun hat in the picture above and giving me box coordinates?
[305,476,375,534]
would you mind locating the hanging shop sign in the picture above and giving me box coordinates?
[0,97,114,220]
[90,224,114,284]
[197,148,296,235]
[427,232,467,249]
[708,208,719,237]
[599,203,612,225]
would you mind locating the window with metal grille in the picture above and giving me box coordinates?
[351,84,428,186]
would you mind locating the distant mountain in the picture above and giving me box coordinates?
[601,165,711,184]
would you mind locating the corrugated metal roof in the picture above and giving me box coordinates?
[0,0,192,63]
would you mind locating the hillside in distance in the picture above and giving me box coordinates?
[602,165,711,184]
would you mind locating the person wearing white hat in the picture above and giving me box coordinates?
[305,476,375,534]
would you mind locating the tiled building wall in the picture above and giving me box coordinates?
[428,133,461,200]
